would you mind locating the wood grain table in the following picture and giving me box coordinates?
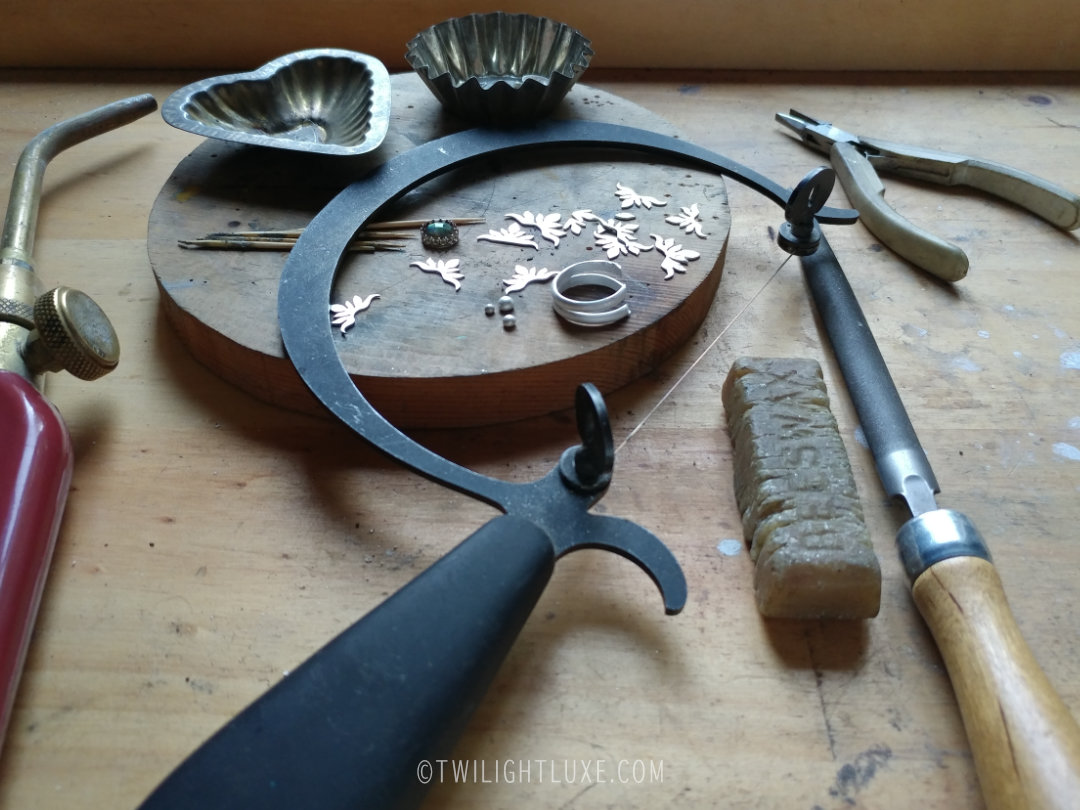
[0,69,1078,810]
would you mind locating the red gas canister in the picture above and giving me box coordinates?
[0,370,72,740]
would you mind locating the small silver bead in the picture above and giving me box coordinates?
[502,314,517,330]
[484,302,496,316]
[498,295,515,314]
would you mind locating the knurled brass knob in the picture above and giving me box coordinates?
[25,286,119,380]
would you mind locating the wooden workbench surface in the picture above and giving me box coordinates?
[1,70,1078,809]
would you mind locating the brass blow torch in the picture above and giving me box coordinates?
[0,94,156,750]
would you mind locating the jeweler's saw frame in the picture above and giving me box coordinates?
[137,119,855,810]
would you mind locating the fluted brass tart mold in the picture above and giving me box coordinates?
[406,13,593,126]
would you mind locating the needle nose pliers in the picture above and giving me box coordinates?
[777,109,1080,282]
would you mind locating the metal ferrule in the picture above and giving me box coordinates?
[896,509,992,582]
[0,260,40,328]
[877,446,939,513]
[0,261,44,386]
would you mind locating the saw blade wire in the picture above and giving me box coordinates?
[616,253,792,453]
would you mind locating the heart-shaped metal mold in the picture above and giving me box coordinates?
[162,49,391,156]
[406,13,593,126]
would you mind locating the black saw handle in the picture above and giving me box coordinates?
[137,513,555,810]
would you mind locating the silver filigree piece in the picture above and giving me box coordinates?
[502,264,558,293]
[476,222,539,249]
[595,229,629,260]
[330,293,380,333]
[615,181,667,210]
[411,257,465,290]
[593,216,653,259]
[650,234,701,279]
[595,215,636,238]
[505,211,567,247]
[566,209,599,235]
[666,203,707,238]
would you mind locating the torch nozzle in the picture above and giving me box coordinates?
[1,93,157,268]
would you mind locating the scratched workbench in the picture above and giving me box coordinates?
[0,70,1078,809]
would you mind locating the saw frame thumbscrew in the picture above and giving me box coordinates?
[778,166,837,256]
[558,382,616,494]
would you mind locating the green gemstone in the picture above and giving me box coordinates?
[421,219,459,250]
[423,220,455,237]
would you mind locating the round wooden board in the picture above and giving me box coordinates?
[148,73,730,426]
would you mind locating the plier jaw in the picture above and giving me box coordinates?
[775,109,862,156]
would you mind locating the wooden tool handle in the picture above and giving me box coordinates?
[911,555,1080,810]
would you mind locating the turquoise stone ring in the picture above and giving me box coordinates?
[420,219,460,250]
